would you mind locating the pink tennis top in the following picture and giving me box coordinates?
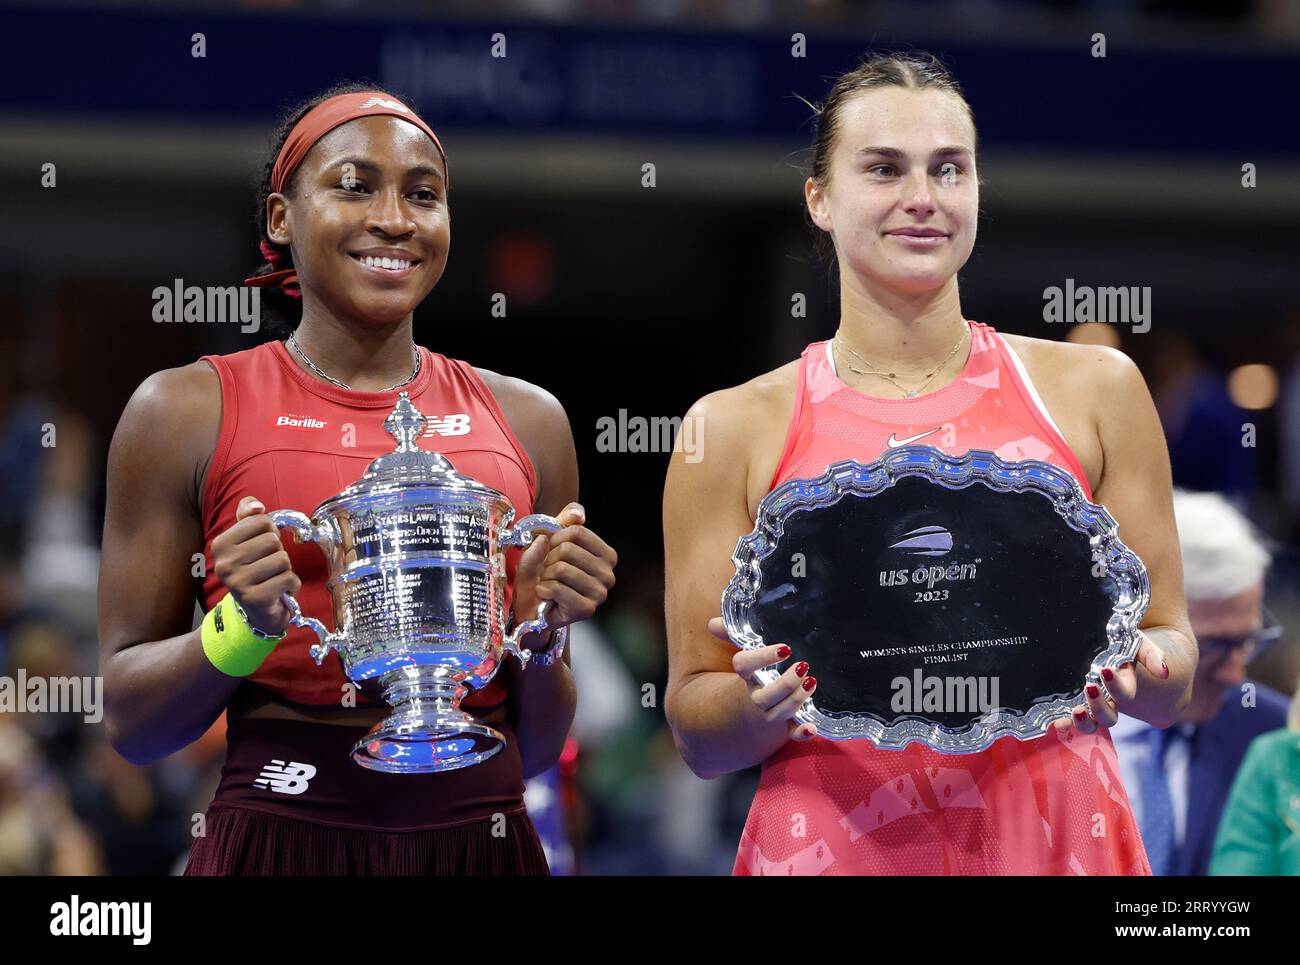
[733,319,1151,876]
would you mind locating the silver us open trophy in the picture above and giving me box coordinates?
[266,392,560,774]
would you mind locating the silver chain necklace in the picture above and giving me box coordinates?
[286,330,421,392]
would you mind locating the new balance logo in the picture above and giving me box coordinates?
[253,759,317,795]
[360,97,409,112]
[887,428,941,448]
[422,413,471,437]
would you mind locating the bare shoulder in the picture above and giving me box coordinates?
[117,360,220,440]
[472,365,571,439]
[1000,331,1136,383]
[124,358,218,407]
[471,366,575,511]
[113,360,222,510]
[999,331,1145,417]
[674,359,801,516]
[472,366,568,433]
[683,358,801,437]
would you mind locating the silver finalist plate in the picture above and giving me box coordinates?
[721,446,1150,753]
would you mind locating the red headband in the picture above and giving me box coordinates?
[244,91,449,297]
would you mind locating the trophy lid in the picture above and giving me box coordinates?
[332,392,505,502]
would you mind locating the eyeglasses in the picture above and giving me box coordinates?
[1198,606,1284,661]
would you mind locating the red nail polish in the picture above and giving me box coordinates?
[1161,657,1169,679]
[776,645,792,659]
[1073,709,1087,720]
[1101,667,1114,682]
[794,661,810,678]
[803,676,817,692]
[1086,684,1100,699]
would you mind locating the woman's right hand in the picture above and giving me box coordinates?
[210,496,302,636]
[707,617,819,741]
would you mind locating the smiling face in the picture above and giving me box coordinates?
[805,86,979,296]
[265,114,450,326]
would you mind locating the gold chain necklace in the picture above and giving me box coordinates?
[834,323,969,399]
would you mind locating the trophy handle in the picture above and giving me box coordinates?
[499,513,562,549]
[267,509,346,666]
[505,600,555,669]
[499,514,563,668]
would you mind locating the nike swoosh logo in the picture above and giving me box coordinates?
[887,428,941,448]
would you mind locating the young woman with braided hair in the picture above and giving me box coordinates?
[99,81,616,874]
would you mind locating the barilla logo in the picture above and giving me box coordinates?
[879,525,980,588]
[275,413,328,430]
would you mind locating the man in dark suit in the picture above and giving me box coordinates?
[1111,489,1287,876]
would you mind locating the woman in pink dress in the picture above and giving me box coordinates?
[662,52,1196,875]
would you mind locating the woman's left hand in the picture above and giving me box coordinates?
[1053,630,1172,736]
[511,502,617,631]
